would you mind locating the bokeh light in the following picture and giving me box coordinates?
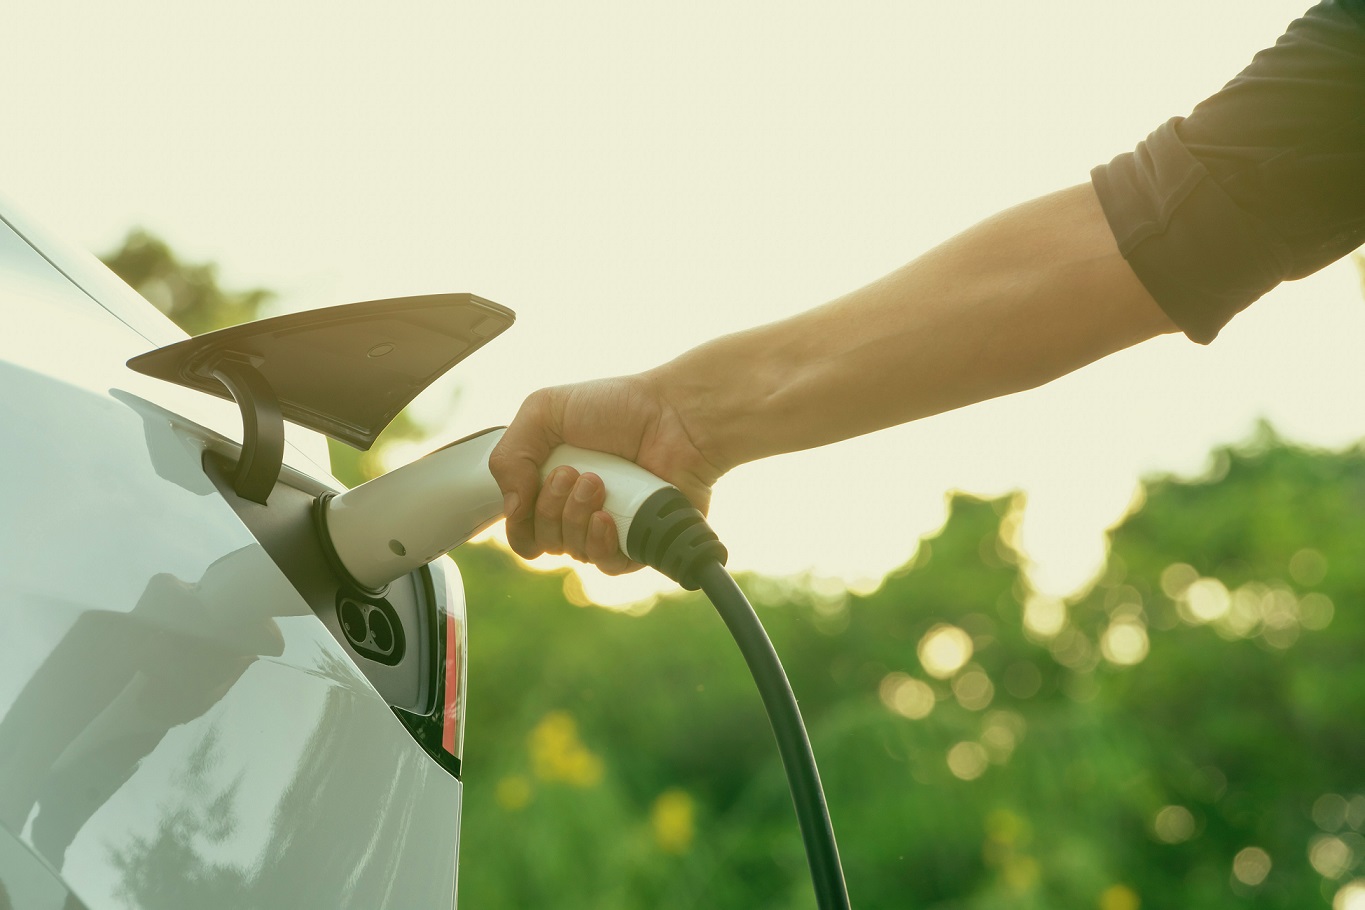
[879,672,936,720]
[1311,834,1354,879]
[952,668,994,711]
[1232,846,1272,886]
[1348,796,1365,830]
[1316,793,1350,832]
[1153,805,1195,844]
[981,710,1024,764]
[918,624,973,679]
[1022,595,1066,638]
[1260,588,1301,649]
[1183,577,1231,623]
[1224,584,1265,638]
[1100,619,1150,666]
[947,742,988,781]
[1160,563,1198,599]
[1048,628,1095,670]
[1301,592,1336,630]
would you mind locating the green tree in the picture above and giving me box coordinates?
[101,228,274,336]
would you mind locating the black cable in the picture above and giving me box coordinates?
[694,559,851,910]
[626,488,851,910]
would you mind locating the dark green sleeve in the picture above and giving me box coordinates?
[1091,0,1365,343]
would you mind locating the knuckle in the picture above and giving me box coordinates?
[485,448,511,477]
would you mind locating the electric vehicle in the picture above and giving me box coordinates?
[0,196,473,909]
[0,192,850,909]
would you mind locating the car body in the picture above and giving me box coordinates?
[0,195,469,909]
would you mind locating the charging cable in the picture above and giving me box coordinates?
[627,485,851,910]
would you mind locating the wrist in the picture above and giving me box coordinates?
[647,329,790,472]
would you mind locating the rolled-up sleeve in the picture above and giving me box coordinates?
[1091,0,1365,343]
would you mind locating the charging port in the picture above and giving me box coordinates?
[202,448,435,714]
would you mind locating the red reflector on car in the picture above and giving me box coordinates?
[443,612,460,756]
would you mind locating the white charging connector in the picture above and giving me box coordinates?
[320,427,505,591]
[319,426,672,592]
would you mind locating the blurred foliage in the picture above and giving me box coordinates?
[452,431,1365,909]
[101,228,274,335]
[114,235,1365,908]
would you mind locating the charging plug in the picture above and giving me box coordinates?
[319,427,724,592]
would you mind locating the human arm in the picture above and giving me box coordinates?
[487,182,1176,569]
[490,1,1364,571]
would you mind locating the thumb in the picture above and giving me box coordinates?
[488,390,563,556]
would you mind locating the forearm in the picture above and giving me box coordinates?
[653,183,1177,470]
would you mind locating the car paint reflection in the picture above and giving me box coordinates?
[0,550,283,867]
[1,317,460,907]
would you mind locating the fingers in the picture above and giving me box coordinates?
[586,511,638,575]
[523,469,641,575]
[489,389,562,559]
[534,466,578,556]
[489,377,662,577]
[561,472,604,560]
[502,476,544,559]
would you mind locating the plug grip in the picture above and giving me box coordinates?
[538,444,673,558]
[323,427,689,591]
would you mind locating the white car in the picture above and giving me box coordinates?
[0,195,509,909]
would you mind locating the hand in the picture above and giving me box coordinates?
[488,371,725,573]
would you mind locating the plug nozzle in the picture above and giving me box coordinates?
[319,427,506,591]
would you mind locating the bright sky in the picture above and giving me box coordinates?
[5,1,1358,605]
